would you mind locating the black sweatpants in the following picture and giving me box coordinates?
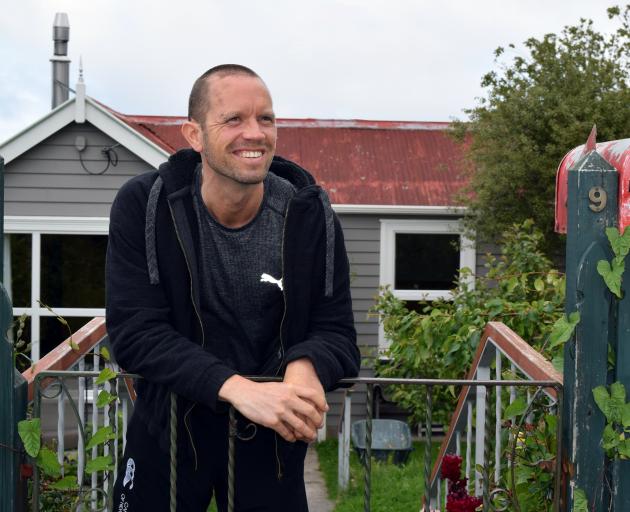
[112,410,309,511]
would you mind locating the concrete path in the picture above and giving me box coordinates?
[305,444,336,512]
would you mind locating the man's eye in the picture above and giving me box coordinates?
[261,116,275,124]
[226,117,240,124]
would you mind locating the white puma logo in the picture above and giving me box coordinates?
[123,458,135,489]
[260,273,283,291]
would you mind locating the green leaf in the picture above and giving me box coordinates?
[593,386,612,420]
[100,346,111,361]
[548,312,580,349]
[602,424,619,451]
[95,367,117,385]
[611,381,627,402]
[86,426,116,450]
[37,447,62,477]
[622,403,630,428]
[67,337,79,351]
[18,419,41,457]
[618,438,630,458]
[85,455,114,473]
[552,353,564,373]
[504,397,528,419]
[49,475,78,490]
[608,382,627,423]
[573,487,588,512]
[607,226,630,258]
[96,390,117,408]
[597,258,624,299]
[534,278,544,292]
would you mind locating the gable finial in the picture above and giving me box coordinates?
[78,55,84,83]
[75,55,86,123]
[581,124,597,158]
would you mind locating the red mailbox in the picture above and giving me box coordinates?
[555,137,630,233]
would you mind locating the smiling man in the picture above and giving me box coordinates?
[106,65,360,511]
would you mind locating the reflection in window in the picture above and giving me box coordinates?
[41,235,107,308]
[7,234,31,307]
[394,233,459,290]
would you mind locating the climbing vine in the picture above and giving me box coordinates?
[596,226,630,298]
[14,303,120,511]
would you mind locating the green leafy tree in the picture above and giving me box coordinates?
[453,5,630,255]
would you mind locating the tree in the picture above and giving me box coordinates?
[453,5,630,255]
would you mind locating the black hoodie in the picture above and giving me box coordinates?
[106,149,360,451]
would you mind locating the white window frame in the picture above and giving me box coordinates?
[378,218,476,349]
[4,216,109,361]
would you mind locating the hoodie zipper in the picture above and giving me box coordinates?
[275,201,290,376]
[274,199,294,480]
[168,200,205,471]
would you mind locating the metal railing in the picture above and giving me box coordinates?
[336,378,562,512]
[20,319,563,512]
[424,322,564,511]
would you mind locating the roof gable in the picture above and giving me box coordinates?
[0,97,169,168]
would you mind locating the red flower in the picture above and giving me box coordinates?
[441,454,462,481]
[446,495,482,512]
[441,454,482,512]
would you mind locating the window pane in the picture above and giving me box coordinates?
[7,234,31,307]
[40,235,107,308]
[40,316,92,356]
[394,233,459,290]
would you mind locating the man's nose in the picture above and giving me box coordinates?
[242,118,265,140]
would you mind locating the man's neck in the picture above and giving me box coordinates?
[200,165,265,229]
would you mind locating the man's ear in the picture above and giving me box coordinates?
[181,120,203,152]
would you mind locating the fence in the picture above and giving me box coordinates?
[17,317,563,512]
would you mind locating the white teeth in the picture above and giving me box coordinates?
[239,150,262,158]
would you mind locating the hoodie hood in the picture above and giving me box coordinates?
[144,148,336,296]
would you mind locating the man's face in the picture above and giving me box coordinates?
[198,74,277,185]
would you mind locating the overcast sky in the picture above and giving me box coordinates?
[0,0,620,143]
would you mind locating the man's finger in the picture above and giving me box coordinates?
[289,397,322,428]
[274,422,297,442]
[290,385,328,413]
[281,412,316,441]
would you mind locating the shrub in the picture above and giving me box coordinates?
[373,220,566,425]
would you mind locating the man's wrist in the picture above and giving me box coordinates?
[285,357,317,378]
[218,374,249,404]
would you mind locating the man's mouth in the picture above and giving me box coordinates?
[234,150,264,159]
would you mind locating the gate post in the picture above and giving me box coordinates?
[0,156,28,512]
[562,141,618,511]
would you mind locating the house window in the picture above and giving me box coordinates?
[379,219,476,348]
[5,217,109,361]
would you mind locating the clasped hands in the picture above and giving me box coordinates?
[218,358,327,443]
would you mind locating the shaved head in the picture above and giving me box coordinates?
[187,64,263,123]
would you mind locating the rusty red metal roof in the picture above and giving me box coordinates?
[109,108,469,207]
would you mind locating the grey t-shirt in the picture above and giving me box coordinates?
[193,167,296,375]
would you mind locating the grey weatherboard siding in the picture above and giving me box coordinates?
[4,122,150,217]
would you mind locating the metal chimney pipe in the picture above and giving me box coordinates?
[51,12,70,109]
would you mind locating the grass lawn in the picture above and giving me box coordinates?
[315,439,441,512]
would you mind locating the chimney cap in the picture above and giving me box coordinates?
[53,12,69,30]
[53,12,69,42]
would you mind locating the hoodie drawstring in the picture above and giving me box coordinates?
[318,189,335,297]
[146,176,163,285]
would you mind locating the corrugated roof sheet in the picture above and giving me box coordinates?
[109,110,469,207]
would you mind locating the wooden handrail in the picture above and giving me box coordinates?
[428,321,563,487]
[21,317,107,401]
